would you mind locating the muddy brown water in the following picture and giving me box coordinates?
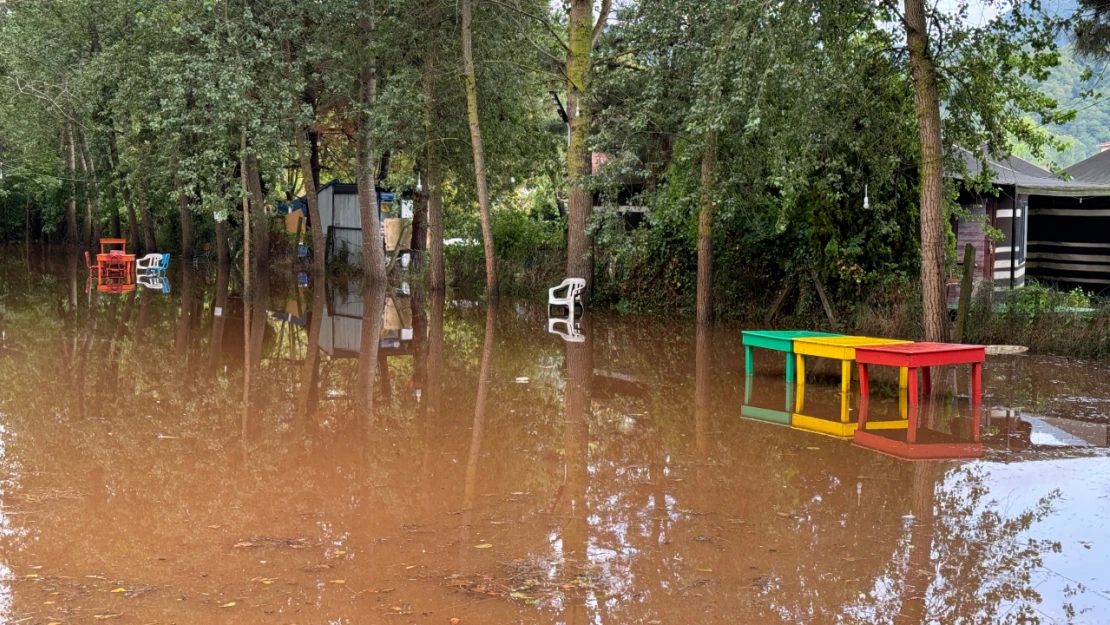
[0,247,1108,624]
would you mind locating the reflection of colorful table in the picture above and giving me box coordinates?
[855,342,984,406]
[793,336,911,393]
[740,375,794,426]
[853,397,982,460]
[97,253,135,279]
[742,330,843,381]
[791,387,908,439]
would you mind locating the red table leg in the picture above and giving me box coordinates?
[907,402,918,443]
[923,366,932,396]
[858,363,870,399]
[972,362,982,404]
[971,402,981,442]
[907,367,919,407]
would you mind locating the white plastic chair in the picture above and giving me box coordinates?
[135,253,164,274]
[547,317,585,343]
[548,278,585,309]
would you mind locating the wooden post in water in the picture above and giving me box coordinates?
[954,243,975,343]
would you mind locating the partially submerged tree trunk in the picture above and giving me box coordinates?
[357,70,387,282]
[176,176,193,259]
[138,178,156,254]
[697,130,717,325]
[242,149,269,273]
[461,0,498,296]
[240,132,252,302]
[355,283,388,412]
[122,180,139,253]
[423,29,446,292]
[296,128,326,276]
[564,0,611,297]
[64,122,79,246]
[216,218,230,268]
[906,0,949,343]
[411,163,429,272]
[76,131,97,249]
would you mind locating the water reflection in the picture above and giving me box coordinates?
[0,246,1106,623]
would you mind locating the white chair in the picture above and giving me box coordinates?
[547,317,585,343]
[135,253,164,274]
[548,278,585,309]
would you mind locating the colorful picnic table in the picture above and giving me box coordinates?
[742,330,843,382]
[854,342,985,406]
[793,336,911,394]
[791,386,908,439]
[740,374,795,426]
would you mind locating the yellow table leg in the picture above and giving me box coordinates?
[796,353,805,383]
[795,378,805,413]
[840,392,850,423]
[899,367,908,388]
[841,359,851,393]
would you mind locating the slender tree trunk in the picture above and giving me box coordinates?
[216,219,230,268]
[411,162,429,272]
[138,178,156,254]
[65,123,79,246]
[906,0,949,343]
[76,132,95,249]
[562,312,592,582]
[122,181,139,253]
[463,301,497,510]
[176,176,193,259]
[296,128,326,276]
[240,132,252,302]
[355,283,388,412]
[697,131,717,325]
[423,29,446,292]
[242,150,268,272]
[296,276,325,418]
[460,0,498,296]
[565,0,599,295]
[209,259,230,373]
[107,184,121,239]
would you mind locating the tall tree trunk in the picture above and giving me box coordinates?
[209,259,230,373]
[242,149,269,272]
[462,301,497,511]
[355,283,388,412]
[65,123,79,246]
[138,178,156,254]
[411,162,429,272]
[562,311,592,594]
[107,184,121,238]
[296,276,325,419]
[122,180,139,253]
[176,175,193,259]
[906,0,949,343]
[296,128,326,276]
[423,27,446,292]
[357,62,387,283]
[565,0,609,295]
[216,218,230,268]
[697,131,717,325]
[240,132,252,302]
[76,132,95,249]
[461,0,498,296]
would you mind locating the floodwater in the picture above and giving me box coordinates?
[0,246,1108,625]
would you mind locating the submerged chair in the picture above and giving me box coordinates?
[136,253,170,275]
[548,278,585,309]
[84,251,100,277]
[547,317,585,343]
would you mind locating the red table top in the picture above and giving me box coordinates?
[857,342,983,355]
[855,342,985,366]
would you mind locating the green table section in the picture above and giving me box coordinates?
[742,330,844,381]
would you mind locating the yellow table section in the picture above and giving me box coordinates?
[791,387,910,439]
[793,336,911,393]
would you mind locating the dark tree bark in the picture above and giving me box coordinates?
[65,123,79,246]
[411,161,429,272]
[423,36,446,292]
[138,178,156,254]
[296,128,326,276]
[176,176,193,259]
[697,131,717,325]
[122,182,139,254]
[906,0,949,343]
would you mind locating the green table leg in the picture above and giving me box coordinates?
[785,351,795,382]
[745,346,754,375]
[744,374,752,404]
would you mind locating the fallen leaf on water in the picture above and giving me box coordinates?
[450,618,461,625]
[25,574,38,579]
[334,550,347,555]
[842,556,858,562]
[207,525,221,529]
[806,446,820,450]
[110,588,127,593]
[47,622,61,625]
[697,568,713,573]
[233,541,254,548]
[250,577,278,585]
[43,601,55,605]
[93,614,122,620]
[514,377,529,383]
[474,543,493,549]
[405,565,416,570]
[220,602,236,608]
[447,580,469,587]
[510,592,532,599]
[330,579,346,584]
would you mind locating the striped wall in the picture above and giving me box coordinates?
[992,192,1027,290]
[1027,195,1110,292]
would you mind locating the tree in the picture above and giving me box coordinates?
[460,0,498,296]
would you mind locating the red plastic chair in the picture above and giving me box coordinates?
[84,251,100,277]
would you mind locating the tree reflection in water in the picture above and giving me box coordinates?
[843,464,1065,625]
